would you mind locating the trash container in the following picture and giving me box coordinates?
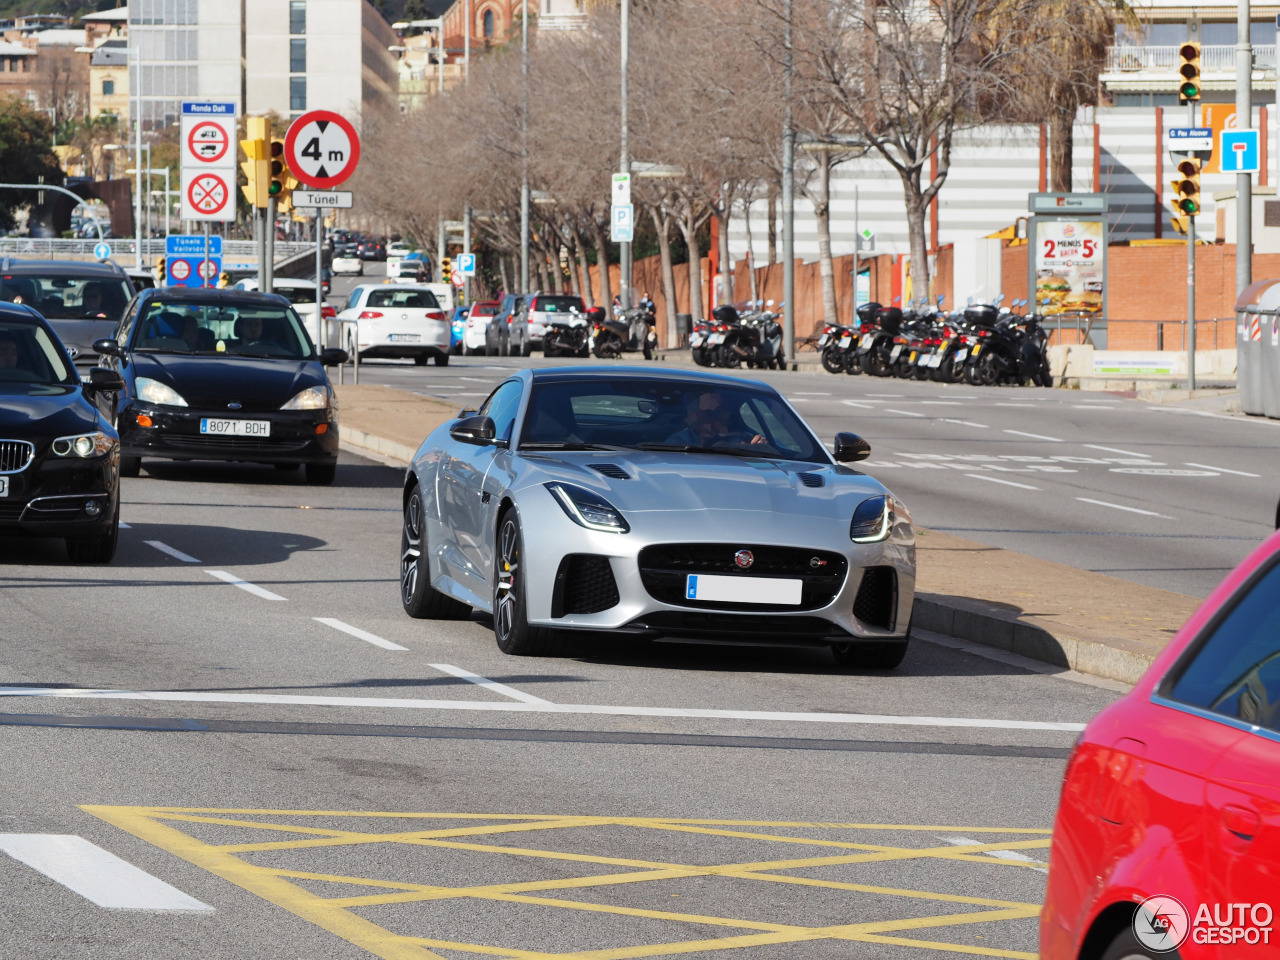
[1236,280,1280,416]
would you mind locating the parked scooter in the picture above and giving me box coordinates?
[593,304,657,359]
[688,316,713,365]
[543,306,591,358]
[857,305,904,376]
[719,301,784,370]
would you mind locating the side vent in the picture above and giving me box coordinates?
[796,472,824,488]
[589,463,630,480]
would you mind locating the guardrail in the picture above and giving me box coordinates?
[0,238,313,261]
[1105,44,1276,73]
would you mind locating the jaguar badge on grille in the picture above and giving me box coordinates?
[810,557,828,569]
[734,549,754,569]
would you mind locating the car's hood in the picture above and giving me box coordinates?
[0,386,105,440]
[130,353,322,407]
[518,450,888,518]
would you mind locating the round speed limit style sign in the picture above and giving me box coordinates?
[284,111,361,189]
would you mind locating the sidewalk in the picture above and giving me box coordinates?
[334,383,1200,685]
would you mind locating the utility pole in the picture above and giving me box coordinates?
[781,0,795,367]
[619,0,631,310]
[1188,92,1197,391]
[463,203,472,305]
[520,5,530,294]
[265,196,276,291]
[1236,0,1252,298]
[464,0,470,81]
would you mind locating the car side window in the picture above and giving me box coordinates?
[479,380,523,443]
[1166,560,1280,733]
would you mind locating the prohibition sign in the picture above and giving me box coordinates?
[187,121,229,164]
[188,173,230,216]
[284,110,361,189]
[169,259,191,282]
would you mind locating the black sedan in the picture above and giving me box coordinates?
[95,288,347,485]
[0,302,125,562]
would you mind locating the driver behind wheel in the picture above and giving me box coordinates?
[666,391,766,446]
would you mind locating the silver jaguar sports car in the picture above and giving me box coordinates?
[399,367,917,668]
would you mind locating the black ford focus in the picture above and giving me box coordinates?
[0,302,125,562]
[97,288,346,485]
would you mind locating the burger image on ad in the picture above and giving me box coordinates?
[1062,290,1103,315]
[1036,275,1071,314]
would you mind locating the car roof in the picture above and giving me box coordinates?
[0,258,129,278]
[138,287,290,308]
[524,365,775,391]
[0,301,49,324]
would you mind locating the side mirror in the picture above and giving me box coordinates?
[320,348,348,366]
[87,366,125,393]
[833,432,871,463]
[450,414,497,446]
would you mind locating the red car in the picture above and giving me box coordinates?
[1042,530,1280,959]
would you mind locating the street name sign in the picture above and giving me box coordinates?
[1221,129,1260,173]
[292,190,354,209]
[1028,192,1108,214]
[285,111,361,189]
[1166,126,1215,153]
[180,101,237,222]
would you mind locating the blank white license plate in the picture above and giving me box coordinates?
[200,419,271,437]
[917,352,931,366]
[839,335,852,347]
[928,353,943,368]
[389,333,421,342]
[685,574,802,605]
[0,477,7,497]
[889,345,902,360]
[954,349,967,362]
[707,333,725,345]
[689,335,705,347]
[818,334,830,347]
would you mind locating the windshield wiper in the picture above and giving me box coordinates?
[636,443,778,459]
[519,441,625,451]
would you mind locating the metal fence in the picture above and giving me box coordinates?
[1047,317,1234,351]
[0,238,312,261]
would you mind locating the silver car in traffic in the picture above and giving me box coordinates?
[399,367,916,668]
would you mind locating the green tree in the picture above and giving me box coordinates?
[0,96,62,231]
[403,0,427,21]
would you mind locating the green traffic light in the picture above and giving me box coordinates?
[1179,198,1200,215]
[1180,81,1200,99]
[268,181,282,196]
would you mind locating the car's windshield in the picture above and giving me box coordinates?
[0,273,132,321]
[520,379,826,463]
[533,296,584,314]
[471,303,497,318]
[0,319,75,391]
[131,300,314,359]
[367,289,440,309]
[274,286,317,305]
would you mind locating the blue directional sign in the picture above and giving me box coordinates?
[165,236,222,288]
[93,241,111,262]
[166,235,222,258]
[1221,129,1261,173]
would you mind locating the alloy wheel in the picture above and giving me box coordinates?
[495,517,519,644]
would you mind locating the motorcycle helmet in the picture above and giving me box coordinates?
[586,306,606,323]
[712,304,740,325]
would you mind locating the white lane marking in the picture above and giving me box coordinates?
[793,391,831,395]
[314,618,407,652]
[459,377,493,383]
[1072,404,1117,410]
[1184,462,1262,478]
[965,474,1040,490]
[1076,497,1173,519]
[920,401,962,406]
[0,835,213,911]
[429,663,550,704]
[0,687,1087,732]
[206,570,286,601]
[885,409,926,418]
[993,403,1035,408]
[118,522,131,530]
[1003,429,1062,442]
[143,541,200,564]
[940,419,988,429]
[840,399,877,410]
[937,835,1047,872]
[866,393,903,397]
[1084,444,1149,457]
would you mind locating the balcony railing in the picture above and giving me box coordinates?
[1105,44,1277,74]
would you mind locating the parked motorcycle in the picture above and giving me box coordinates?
[719,303,784,370]
[593,305,657,359]
[688,316,713,365]
[857,305,904,376]
[543,307,591,358]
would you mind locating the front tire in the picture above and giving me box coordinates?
[401,483,471,619]
[65,502,119,564]
[1098,928,1179,960]
[493,511,564,656]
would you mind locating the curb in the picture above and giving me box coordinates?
[340,428,416,467]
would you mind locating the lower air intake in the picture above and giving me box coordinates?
[852,566,897,630]
[552,554,620,616]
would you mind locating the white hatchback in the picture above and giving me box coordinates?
[336,284,451,366]
[232,277,337,349]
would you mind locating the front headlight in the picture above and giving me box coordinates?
[281,386,330,410]
[850,494,892,543]
[52,431,115,458]
[135,377,188,407]
[545,482,630,533]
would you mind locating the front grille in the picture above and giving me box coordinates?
[626,612,850,641]
[552,554,620,617]
[638,543,847,612]
[796,472,824,487]
[853,566,897,630]
[0,440,34,474]
[0,502,24,521]
[589,463,630,480]
[161,436,310,453]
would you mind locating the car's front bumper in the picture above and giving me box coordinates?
[0,455,119,538]
[117,402,338,465]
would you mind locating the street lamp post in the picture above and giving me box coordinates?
[781,0,795,367]
[520,5,530,294]
[619,0,631,310]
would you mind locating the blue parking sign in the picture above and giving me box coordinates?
[1221,129,1260,173]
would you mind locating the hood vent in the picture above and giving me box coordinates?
[796,472,825,488]
[589,463,630,480]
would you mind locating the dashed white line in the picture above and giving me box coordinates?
[429,663,550,704]
[143,541,200,564]
[965,474,1040,490]
[937,835,1047,872]
[206,570,286,601]
[885,409,926,418]
[1076,497,1172,519]
[993,403,1035,408]
[0,687,1088,732]
[940,419,988,428]
[839,399,877,410]
[920,401,962,406]
[866,393,903,398]
[1184,462,1261,478]
[1084,444,1149,457]
[0,834,213,911]
[792,391,831,395]
[314,618,407,651]
[118,522,131,530]
[1003,430,1062,442]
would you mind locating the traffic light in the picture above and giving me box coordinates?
[1170,214,1189,235]
[155,255,166,284]
[441,257,452,282]
[1172,157,1202,216]
[268,138,298,212]
[240,116,269,208]
[1178,41,1201,102]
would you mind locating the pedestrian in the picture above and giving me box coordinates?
[640,291,655,314]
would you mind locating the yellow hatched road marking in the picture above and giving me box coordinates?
[81,807,1048,960]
